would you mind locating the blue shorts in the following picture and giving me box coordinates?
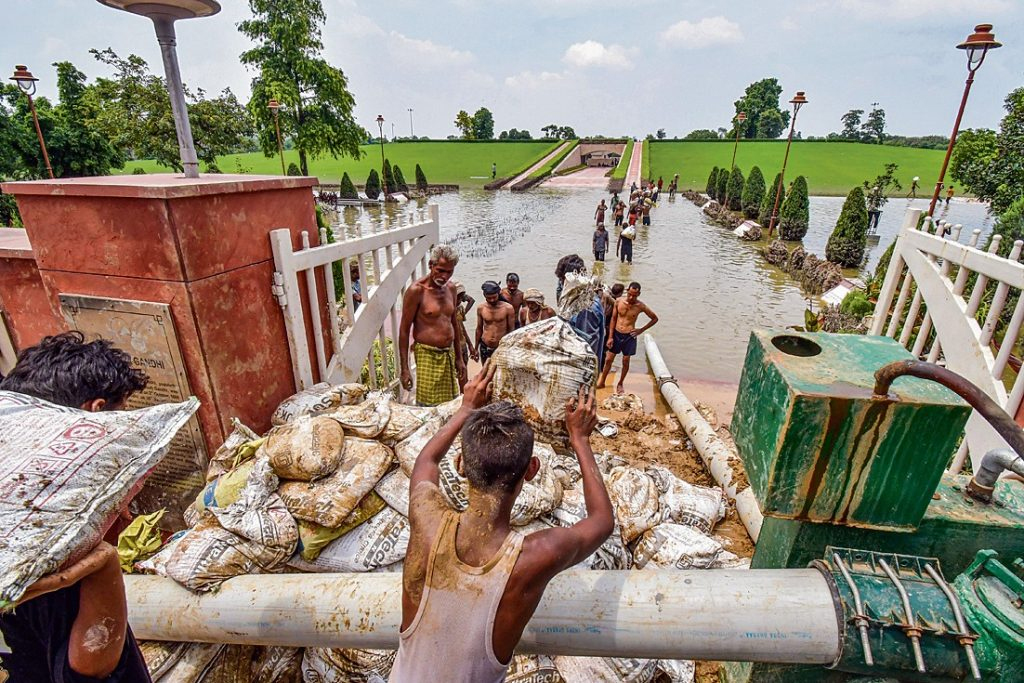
[610,330,637,356]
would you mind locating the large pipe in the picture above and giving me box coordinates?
[125,569,842,663]
[643,334,764,541]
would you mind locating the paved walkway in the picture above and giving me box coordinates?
[623,140,643,189]
[542,166,611,188]
[502,141,572,190]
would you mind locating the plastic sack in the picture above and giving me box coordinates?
[511,443,564,526]
[271,382,366,427]
[374,468,411,517]
[554,656,657,683]
[207,418,260,482]
[606,466,662,544]
[139,640,192,679]
[263,415,346,482]
[380,402,435,446]
[192,459,257,517]
[540,486,631,570]
[0,391,199,607]
[489,317,597,443]
[296,491,387,561]
[288,506,409,573]
[646,465,726,534]
[329,394,391,439]
[302,648,395,683]
[656,659,696,682]
[278,438,393,528]
[117,509,166,572]
[251,646,304,683]
[632,523,738,570]
[506,654,564,683]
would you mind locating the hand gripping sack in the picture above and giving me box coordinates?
[0,391,198,607]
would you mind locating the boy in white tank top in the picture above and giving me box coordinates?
[391,364,613,682]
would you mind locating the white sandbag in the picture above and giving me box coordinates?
[374,468,411,517]
[251,646,304,683]
[380,402,435,446]
[632,523,739,570]
[506,654,564,683]
[329,394,391,439]
[606,466,661,544]
[393,398,463,476]
[646,465,726,534]
[288,507,409,573]
[554,656,657,683]
[156,642,225,683]
[656,659,696,683]
[277,438,393,528]
[263,415,346,482]
[600,393,644,413]
[0,391,198,607]
[271,382,366,427]
[490,316,597,443]
[540,487,631,570]
[139,640,192,679]
[207,418,260,482]
[301,647,394,683]
[548,450,583,490]
[135,529,187,576]
[511,445,563,526]
[594,450,626,475]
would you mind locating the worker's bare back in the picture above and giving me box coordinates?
[405,278,458,349]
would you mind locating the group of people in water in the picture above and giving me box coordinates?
[592,175,676,264]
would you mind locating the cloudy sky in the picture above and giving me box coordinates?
[5,0,1022,140]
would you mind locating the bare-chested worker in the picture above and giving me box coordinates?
[598,281,659,394]
[475,281,516,365]
[501,273,525,327]
[399,245,466,406]
[519,288,555,327]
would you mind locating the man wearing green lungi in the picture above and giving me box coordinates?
[399,245,466,405]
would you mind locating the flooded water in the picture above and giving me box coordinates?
[336,189,992,386]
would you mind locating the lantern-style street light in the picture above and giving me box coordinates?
[376,114,389,198]
[9,66,54,179]
[268,99,286,175]
[723,111,746,211]
[95,0,221,179]
[767,91,808,237]
[928,24,1002,217]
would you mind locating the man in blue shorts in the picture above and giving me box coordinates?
[597,282,659,394]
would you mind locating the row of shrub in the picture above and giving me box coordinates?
[705,165,810,241]
[293,160,429,199]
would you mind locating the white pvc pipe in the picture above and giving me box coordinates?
[643,334,765,541]
[126,569,840,664]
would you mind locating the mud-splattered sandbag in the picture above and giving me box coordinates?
[511,446,564,526]
[139,640,192,679]
[192,459,257,517]
[0,391,199,608]
[329,394,391,439]
[594,450,626,475]
[506,654,564,683]
[134,529,187,576]
[380,402,435,445]
[278,438,393,528]
[251,646,304,683]
[302,647,395,682]
[632,523,738,570]
[263,414,346,481]
[155,643,225,682]
[646,465,726,534]
[271,382,366,427]
[656,659,696,683]
[549,449,583,489]
[489,316,597,444]
[540,486,631,570]
[374,468,411,517]
[606,466,662,544]
[288,506,409,573]
[207,418,260,482]
[554,656,657,683]
[296,492,387,561]
[196,644,257,683]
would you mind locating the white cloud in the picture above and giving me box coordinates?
[659,16,743,49]
[562,41,636,70]
[504,70,565,88]
[387,32,475,69]
[836,0,1011,19]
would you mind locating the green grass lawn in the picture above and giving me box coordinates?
[122,141,558,189]
[648,141,949,196]
[527,140,579,180]
[610,139,634,180]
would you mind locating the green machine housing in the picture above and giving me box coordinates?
[731,331,970,531]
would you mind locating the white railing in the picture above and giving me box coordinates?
[270,204,439,392]
[871,207,1024,473]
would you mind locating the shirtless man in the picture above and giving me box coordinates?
[598,281,659,393]
[501,273,525,327]
[476,281,516,365]
[519,288,556,326]
[399,245,466,406]
[390,369,612,683]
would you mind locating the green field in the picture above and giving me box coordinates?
[648,141,949,196]
[122,141,558,189]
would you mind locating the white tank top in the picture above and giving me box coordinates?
[389,512,524,683]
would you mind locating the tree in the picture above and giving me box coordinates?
[382,158,395,194]
[287,162,301,176]
[861,104,886,144]
[541,124,559,139]
[741,166,766,219]
[472,107,494,140]
[339,171,357,199]
[365,168,381,199]
[716,168,728,204]
[951,128,997,200]
[239,0,364,176]
[499,128,532,140]
[726,166,745,211]
[826,186,869,266]
[454,110,475,139]
[733,78,790,139]
[950,86,1024,215]
[415,163,428,191]
[706,167,719,197]
[862,163,902,212]
[557,125,577,140]
[840,109,864,140]
[759,172,785,226]
[393,164,409,192]
[778,176,810,241]
[686,129,720,140]
[656,128,667,140]
[45,61,125,177]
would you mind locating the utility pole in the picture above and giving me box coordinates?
[408,108,414,138]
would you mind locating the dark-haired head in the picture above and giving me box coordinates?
[554,254,586,284]
[460,401,536,493]
[611,283,625,297]
[628,281,641,292]
[0,331,149,410]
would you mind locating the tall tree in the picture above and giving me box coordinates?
[861,104,886,143]
[46,62,125,177]
[778,176,810,241]
[472,107,494,140]
[239,0,364,176]
[454,110,475,139]
[840,109,864,140]
[862,163,902,212]
[733,78,790,139]
[726,167,745,211]
[826,186,869,266]
[951,87,1024,215]
[706,167,719,197]
[741,166,766,219]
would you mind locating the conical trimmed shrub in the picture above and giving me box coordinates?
[339,172,358,199]
[759,172,785,227]
[741,166,766,219]
[726,166,745,211]
[716,169,728,204]
[287,162,301,176]
[706,167,719,197]
[778,176,810,241]
[826,186,869,267]
[365,169,382,200]
[415,164,428,192]
[393,164,410,193]
[382,158,396,194]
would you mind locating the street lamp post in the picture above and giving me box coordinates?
[9,66,54,179]
[767,91,808,237]
[408,108,414,138]
[95,0,221,179]
[376,114,388,198]
[928,24,1002,217]
[723,111,746,211]
[268,99,286,175]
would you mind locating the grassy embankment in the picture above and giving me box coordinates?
[648,140,949,196]
[122,141,558,190]
[609,139,634,181]
[526,140,580,180]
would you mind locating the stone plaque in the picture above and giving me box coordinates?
[60,295,207,529]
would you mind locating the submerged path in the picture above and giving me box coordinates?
[503,141,572,190]
[542,166,610,188]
